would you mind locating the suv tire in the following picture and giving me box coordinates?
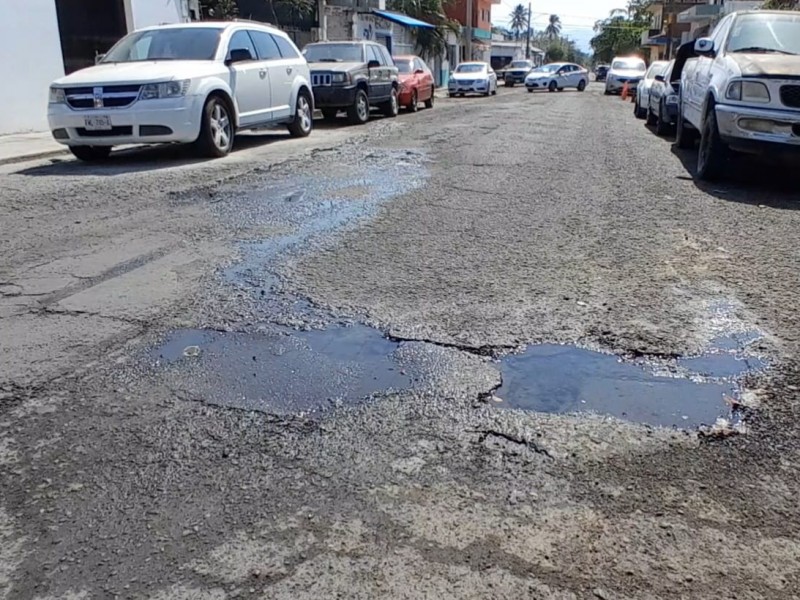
[70,146,112,162]
[348,89,370,125]
[697,108,729,181]
[194,96,234,157]
[382,88,399,118]
[287,91,313,138]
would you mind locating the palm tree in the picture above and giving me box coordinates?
[510,4,529,41]
[545,14,562,40]
[388,0,460,60]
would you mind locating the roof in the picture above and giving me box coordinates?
[137,20,281,32]
[372,10,435,29]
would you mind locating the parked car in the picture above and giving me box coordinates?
[504,59,534,87]
[648,42,698,136]
[47,22,313,161]
[303,41,399,125]
[448,62,498,97]
[394,55,435,112]
[677,10,800,180]
[595,65,610,82]
[634,60,669,119]
[524,63,589,92]
[604,56,647,95]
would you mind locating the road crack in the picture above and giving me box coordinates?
[470,428,554,459]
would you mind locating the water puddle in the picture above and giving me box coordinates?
[497,335,766,428]
[217,150,428,288]
[151,323,499,415]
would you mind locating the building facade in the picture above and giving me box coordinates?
[444,0,501,62]
[1,0,193,135]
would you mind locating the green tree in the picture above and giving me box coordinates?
[510,4,530,40]
[545,14,562,39]
[762,0,799,7]
[388,0,460,60]
[201,0,238,19]
[590,2,649,63]
[276,0,315,29]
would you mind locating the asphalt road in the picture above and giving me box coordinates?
[2,83,800,599]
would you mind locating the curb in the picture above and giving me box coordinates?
[0,148,69,167]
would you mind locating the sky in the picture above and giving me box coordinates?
[491,0,629,53]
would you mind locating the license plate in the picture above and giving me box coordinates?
[84,116,112,131]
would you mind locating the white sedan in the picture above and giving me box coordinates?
[634,60,669,119]
[448,62,498,97]
[524,63,589,92]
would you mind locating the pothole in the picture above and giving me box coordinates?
[496,333,767,428]
[150,324,499,415]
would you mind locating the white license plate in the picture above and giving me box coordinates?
[84,116,112,131]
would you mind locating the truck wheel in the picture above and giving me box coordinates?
[347,89,370,125]
[674,107,697,149]
[381,88,399,118]
[697,108,729,181]
[69,146,112,162]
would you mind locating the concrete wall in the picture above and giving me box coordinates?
[0,0,66,134]
[126,0,187,30]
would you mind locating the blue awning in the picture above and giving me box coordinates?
[373,10,436,29]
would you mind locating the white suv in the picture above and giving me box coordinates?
[48,22,313,161]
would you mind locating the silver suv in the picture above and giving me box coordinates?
[49,21,313,161]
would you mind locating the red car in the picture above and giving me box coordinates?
[393,55,435,112]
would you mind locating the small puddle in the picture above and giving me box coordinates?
[497,335,767,428]
[151,323,499,415]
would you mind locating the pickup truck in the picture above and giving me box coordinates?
[677,10,800,180]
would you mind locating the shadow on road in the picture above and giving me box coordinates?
[13,129,300,177]
[671,144,800,210]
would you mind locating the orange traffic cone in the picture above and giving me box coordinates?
[621,81,629,101]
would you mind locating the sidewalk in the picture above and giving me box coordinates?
[0,131,67,166]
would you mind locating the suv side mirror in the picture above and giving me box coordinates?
[367,59,380,69]
[227,48,254,64]
[694,37,714,56]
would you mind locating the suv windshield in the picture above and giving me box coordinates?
[455,64,485,73]
[304,44,364,62]
[510,61,532,68]
[103,27,221,62]
[727,13,800,55]
[612,58,646,71]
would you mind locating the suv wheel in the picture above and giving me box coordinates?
[697,108,729,181]
[382,88,399,118]
[287,91,313,138]
[69,146,112,162]
[347,89,370,125]
[194,96,234,157]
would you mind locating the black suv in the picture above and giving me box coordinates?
[303,41,399,125]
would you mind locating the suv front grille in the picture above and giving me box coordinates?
[66,85,142,109]
[780,85,800,109]
[311,73,332,87]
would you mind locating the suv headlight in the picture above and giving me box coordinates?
[49,87,66,104]
[140,80,190,100]
[726,80,770,103]
[332,73,349,84]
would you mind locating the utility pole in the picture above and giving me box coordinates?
[525,2,531,59]
[465,0,473,61]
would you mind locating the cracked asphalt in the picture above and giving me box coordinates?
[3,84,800,599]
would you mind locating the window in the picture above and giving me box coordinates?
[102,27,221,62]
[304,43,364,62]
[249,30,280,60]
[378,45,393,66]
[273,34,300,59]
[367,44,383,65]
[227,30,257,61]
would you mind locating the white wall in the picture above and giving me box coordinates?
[126,0,187,31]
[0,0,66,134]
